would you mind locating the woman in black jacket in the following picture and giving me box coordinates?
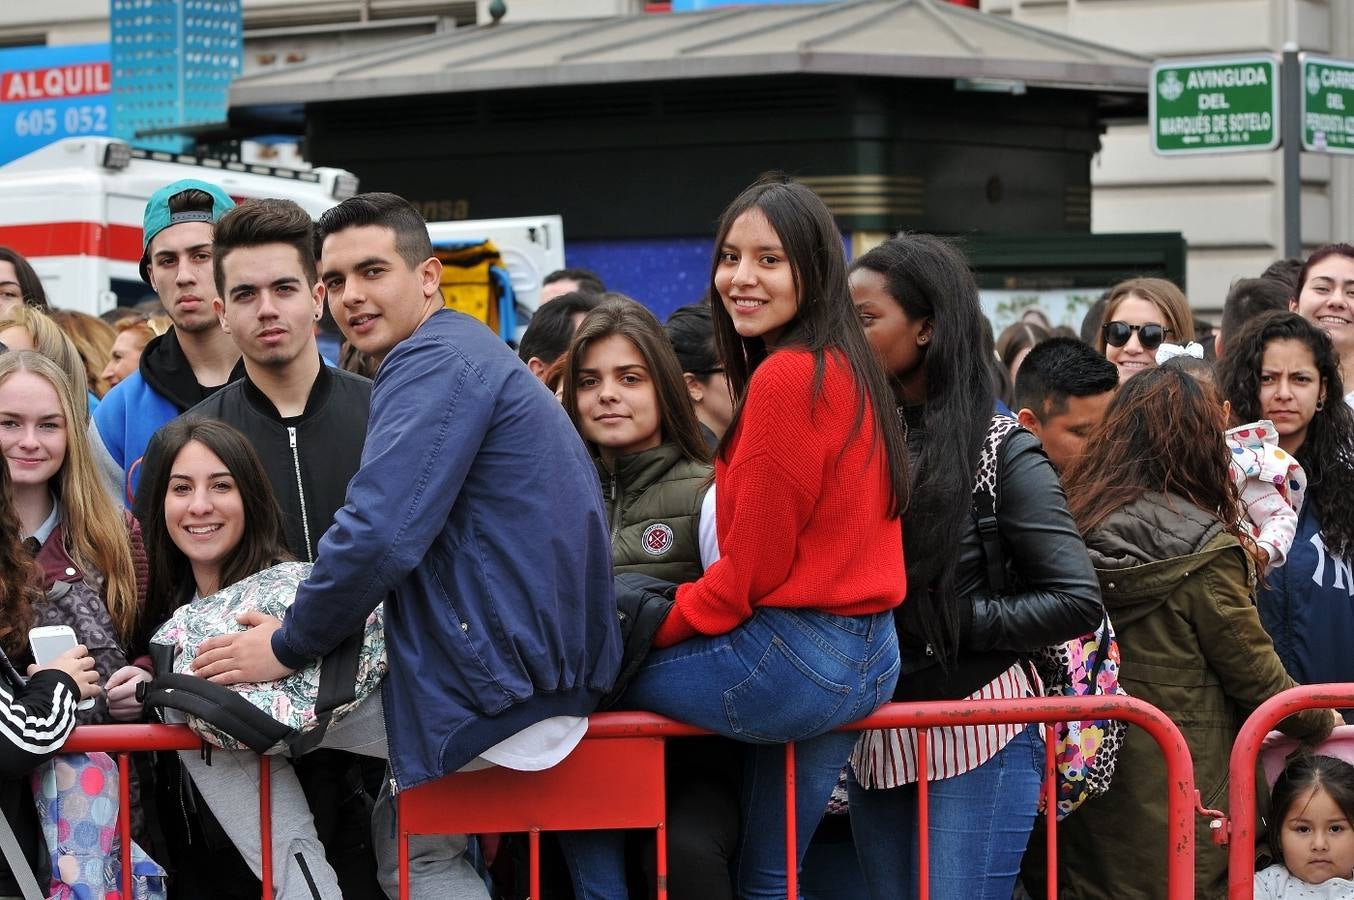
[845,235,1103,900]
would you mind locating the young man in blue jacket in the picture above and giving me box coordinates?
[94,179,244,504]
[190,193,621,897]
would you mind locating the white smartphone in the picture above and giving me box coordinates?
[29,625,95,710]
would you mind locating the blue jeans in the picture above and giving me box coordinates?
[561,607,899,900]
[846,724,1044,900]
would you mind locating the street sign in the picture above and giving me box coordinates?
[1302,55,1354,153]
[1151,56,1279,155]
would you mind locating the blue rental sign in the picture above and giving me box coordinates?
[0,43,111,167]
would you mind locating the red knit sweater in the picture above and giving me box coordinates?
[654,348,906,647]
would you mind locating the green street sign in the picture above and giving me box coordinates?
[1302,55,1354,153]
[1151,56,1279,155]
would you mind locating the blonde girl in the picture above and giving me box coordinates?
[0,350,145,722]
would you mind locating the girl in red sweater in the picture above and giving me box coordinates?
[562,176,909,899]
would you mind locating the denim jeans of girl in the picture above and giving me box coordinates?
[560,607,900,900]
[846,723,1044,900]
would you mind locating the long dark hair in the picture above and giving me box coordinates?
[708,174,908,516]
[0,246,49,309]
[1217,311,1354,557]
[852,234,994,663]
[1267,752,1354,863]
[562,295,710,466]
[0,457,40,657]
[141,419,292,629]
[1064,366,1255,562]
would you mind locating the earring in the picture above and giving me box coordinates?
[918,335,929,345]
[1317,400,1326,411]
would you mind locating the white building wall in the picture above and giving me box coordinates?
[12,0,1352,314]
[985,0,1354,313]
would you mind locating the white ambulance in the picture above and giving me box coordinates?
[0,136,563,326]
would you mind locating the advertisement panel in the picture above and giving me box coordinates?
[0,44,110,167]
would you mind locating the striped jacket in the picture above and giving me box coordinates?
[0,659,78,777]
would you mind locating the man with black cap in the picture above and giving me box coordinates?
[94,179,244,504]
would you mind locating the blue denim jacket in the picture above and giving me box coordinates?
[273,309,621,789]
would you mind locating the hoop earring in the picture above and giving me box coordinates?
[1317,400,1326,412]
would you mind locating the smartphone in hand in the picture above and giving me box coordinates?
[29,625,96,711]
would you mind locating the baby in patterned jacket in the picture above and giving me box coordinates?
[1159,345,1306,573]
[1226,421,1306,572]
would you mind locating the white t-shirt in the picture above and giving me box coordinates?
[473,715,589,772]
[698,484,720,570]
[1254,864,1354,899]
[474,486,721,773]
[476,483,722,773]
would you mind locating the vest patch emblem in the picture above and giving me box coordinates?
[642,523,674,556]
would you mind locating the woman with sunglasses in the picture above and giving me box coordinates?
[1094,278,1194,383]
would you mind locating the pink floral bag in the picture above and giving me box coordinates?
[1029,614,1128,821]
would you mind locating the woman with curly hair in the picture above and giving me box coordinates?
[1218,311,1354,698]
[0,454,101,898]
[1056,364,1333,897]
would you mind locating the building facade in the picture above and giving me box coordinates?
[6,0,1340,312]
[985,0,1354,311]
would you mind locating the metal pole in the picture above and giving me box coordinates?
[1282,47,1303,257]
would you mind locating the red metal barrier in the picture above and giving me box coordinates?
[408,695,1199,899]
[1224,683,1354,899]
[64,694,1199,900]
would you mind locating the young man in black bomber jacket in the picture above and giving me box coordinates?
[130,199,383,899]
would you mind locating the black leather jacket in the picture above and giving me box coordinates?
[134,362,371,565]
[893,420,1103,701]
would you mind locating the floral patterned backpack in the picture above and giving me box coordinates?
[973,415,1127,822]
[145,562,386,754]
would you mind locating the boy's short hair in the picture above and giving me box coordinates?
[1014,336,1119,419]
[1219,277,1292,351]
[212,199,318,295]
[518,291,602,365]
[316,192,433,269]
[542,267,605,295]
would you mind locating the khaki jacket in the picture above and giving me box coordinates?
[1056,493,1329,899]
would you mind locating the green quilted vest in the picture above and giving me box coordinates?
[598,443,712,584]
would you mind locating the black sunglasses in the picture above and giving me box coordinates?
[1102,321,1172,350]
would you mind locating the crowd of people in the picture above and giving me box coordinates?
[1,172,1353,900]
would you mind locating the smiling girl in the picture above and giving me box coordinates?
[1094,278,1194,384]
[559,175,909,899]
[0,350,145,724]
[1291,244,1354,406]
